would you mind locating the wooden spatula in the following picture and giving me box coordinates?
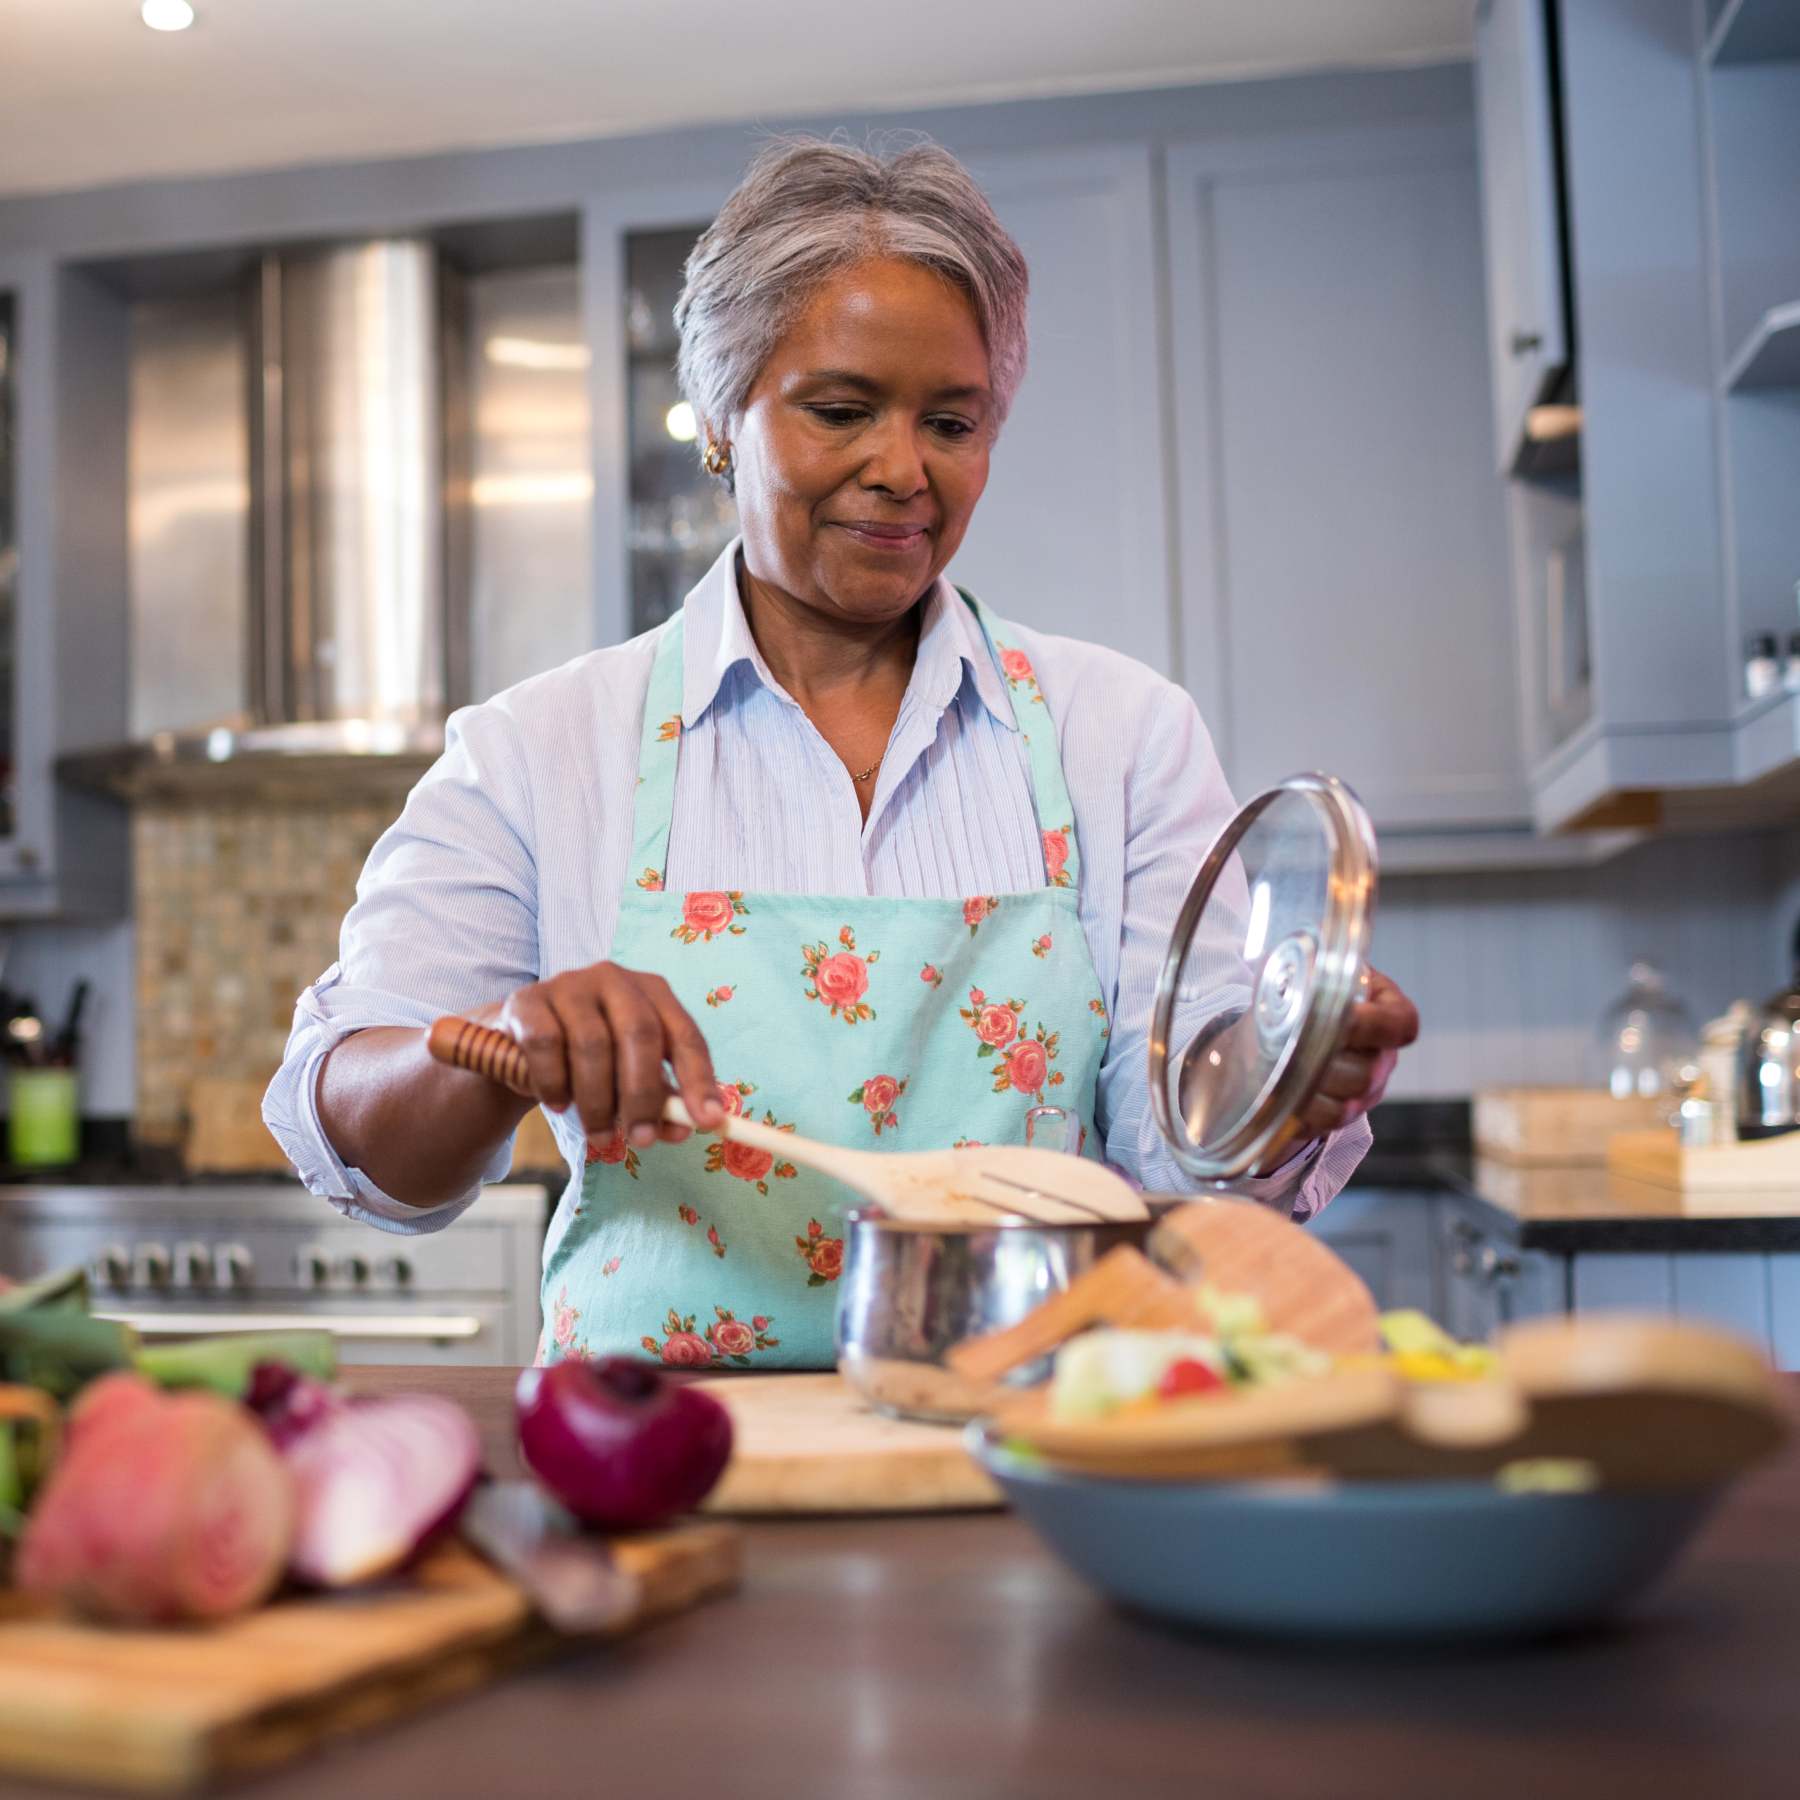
[985,1315,1792,1491]
[425,1015,1149,1227]
[659,1096,1148,1226]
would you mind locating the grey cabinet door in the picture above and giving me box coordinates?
[1473,0,1570,470]
[1165,125,1524,834]
[952,145,1173,674]
[1305,1187,1438,1317]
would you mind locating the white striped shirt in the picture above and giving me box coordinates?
[264,542,1371,1234]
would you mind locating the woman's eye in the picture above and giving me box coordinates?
[929,416,976,440]
[806,405,865,427]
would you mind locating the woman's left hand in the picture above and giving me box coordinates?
[1295,966,1419,1139]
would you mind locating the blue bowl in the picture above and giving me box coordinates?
[970,1431,1722,1643]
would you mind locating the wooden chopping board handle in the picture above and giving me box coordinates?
[427,1016,534,1098]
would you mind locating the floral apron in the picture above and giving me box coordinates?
[539,593,1110,1370]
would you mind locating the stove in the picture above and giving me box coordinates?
[0,1181,549,1365]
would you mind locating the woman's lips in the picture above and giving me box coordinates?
[835,522,930,553]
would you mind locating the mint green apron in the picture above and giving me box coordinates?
[538,593,1110,1370]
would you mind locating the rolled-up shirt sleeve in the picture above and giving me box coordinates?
[1095,678,1370,1216]
[263,700,544,1235]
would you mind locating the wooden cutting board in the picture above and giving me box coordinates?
[0,1527,740,1794]
[696,1373,1002,1514]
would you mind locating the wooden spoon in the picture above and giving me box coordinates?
[984,1315,1792,1491]
[659,1096,1148,1227]
[425,1014,1149,1227]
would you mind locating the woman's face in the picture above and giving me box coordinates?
[727,256,994,627]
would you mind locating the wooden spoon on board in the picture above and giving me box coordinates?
[982,1315,1792,1491]
[425,1015,1150,1228]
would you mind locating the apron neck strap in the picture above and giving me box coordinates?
[630,613,687,883]
[956,589,1081,888]
[629,591,1082,890]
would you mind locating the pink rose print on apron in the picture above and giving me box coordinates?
[802,925,879,1022]
[795,1218,846,1287]
[641,1307,780,1368]
[994,641,1045,705]
[963,896,999,936]
[848,1073,907,1136]
[1042,828,1073,889]
[959,986,1064,1102]
[586,1126,641,1178]
[703,1109,800,1196]
[672,890,748,944]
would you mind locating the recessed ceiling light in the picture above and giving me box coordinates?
[141,0,196,32]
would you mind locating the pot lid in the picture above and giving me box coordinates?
[1148,773,1378,1182]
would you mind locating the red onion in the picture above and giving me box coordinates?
[250,1368,483,1587]
[515,1358,732,1530]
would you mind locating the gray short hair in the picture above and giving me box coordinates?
[675,136,1029,463]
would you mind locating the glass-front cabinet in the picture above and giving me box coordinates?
[622,226,737,635]
[0,284,17,845]
[0,255,130,916]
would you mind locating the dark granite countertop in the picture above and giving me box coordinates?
[1355,1103,1800,1255]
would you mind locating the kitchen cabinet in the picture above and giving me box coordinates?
[1164,122,1527,843]
[1433,1197,1563,1341]
[1472,0,1800,833]
[1304,1186,1439,1317]
[1472,0,1572,474]
[0,254,128,918]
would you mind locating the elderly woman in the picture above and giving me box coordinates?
[265,139,1418,1368]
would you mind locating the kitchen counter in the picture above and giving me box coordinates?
[1357,1103,1800,1253]
[5,1364,1795,1800]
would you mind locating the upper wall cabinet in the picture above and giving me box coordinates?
[0,254,128,919]
[1164,122,1527,842]
[585,146,1174,675]
[1477,0,1800,834]
[1473,0,1574,473]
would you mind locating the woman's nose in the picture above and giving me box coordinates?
[859,423,928,498]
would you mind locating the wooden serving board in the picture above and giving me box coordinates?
[1474,1086,1667,1166]
[695,1373,1002,1514]
[1606,1128,1800,1214]
[0,1527,740,1794]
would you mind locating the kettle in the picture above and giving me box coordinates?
[1736,924,1800,1139]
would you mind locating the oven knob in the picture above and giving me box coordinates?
[174,1242,213,1289]
[90,1244,130,1290]
[213,1243,254,1289]
[131,1244,171,1289]
[294,1248,330,1290]
[377,1255,413,1289]
[335,1254,369,1287]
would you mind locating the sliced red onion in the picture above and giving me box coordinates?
[251,1374,483,1588]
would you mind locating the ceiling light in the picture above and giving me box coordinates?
[664,401,698,443]
[141,0,197,30]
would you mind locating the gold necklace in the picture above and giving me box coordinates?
[851,757,881,784]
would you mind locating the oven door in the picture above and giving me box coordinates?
[95,1299,518,1366]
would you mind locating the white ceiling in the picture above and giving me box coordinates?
[0,1,1474,200]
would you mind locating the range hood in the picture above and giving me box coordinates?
[63,238,469,800]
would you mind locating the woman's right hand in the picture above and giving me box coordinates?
[468,963,724,1153]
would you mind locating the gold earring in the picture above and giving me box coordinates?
[702,438,733,478]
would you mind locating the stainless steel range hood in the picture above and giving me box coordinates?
[63,239,468,800]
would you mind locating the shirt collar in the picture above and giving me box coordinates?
[679,538,1017,733]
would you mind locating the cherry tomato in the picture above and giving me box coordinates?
[1156,1357,1225,1400]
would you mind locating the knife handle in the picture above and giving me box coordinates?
[426,1016,534,1097]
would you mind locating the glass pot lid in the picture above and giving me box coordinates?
[1148,773,1378,1182]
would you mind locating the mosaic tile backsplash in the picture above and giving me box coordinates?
[133,797,403,1145]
